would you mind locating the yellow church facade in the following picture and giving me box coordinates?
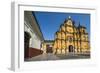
[53,16,90,54]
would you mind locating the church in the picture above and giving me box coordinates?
[53,16,90,54]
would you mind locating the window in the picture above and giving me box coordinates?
[68,36,73,42]
[83,29,85,33]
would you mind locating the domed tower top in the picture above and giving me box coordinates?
[64,16,72,23]
[68,16,71,19]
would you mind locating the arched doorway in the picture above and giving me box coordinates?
[24,31,31,58]
[68,45,74,52]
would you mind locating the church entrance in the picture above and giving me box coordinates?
[46,45,53,53]
[68,45,74,52]
[24,31,31,58]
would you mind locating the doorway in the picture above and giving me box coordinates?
[68,45,74,52]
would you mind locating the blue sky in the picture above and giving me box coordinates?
[34,11,90,40]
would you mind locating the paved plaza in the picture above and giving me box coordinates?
[25,53,90,61]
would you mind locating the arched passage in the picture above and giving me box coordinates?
[24,31,31,58]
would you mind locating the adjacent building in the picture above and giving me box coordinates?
[24,11,44,59]
[42,40,54,54]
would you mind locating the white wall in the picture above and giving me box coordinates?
[0,0,100,73]
[24,21,41,49]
